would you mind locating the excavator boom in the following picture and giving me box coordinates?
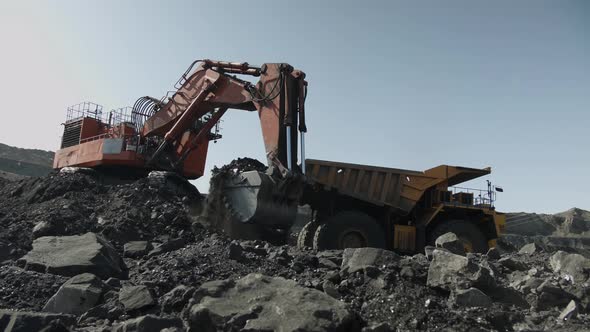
[139,59,307,177]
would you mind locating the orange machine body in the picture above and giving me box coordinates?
[54,105,210,179]
[54,60,307,180]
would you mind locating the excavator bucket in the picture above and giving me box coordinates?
[222,170,298,227]
[205,159,303,241]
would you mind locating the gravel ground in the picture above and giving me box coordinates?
[0,165,589,332]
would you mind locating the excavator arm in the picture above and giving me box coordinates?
[138,60,307,178]
[134,59,308,229]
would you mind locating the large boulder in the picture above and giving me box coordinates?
[451,287,492,308]
[0,310,76,332]
[119,285,156,312]
[341,248,400,275]
[189,273,357,332]
[518,243,540,255]
[435,232,465,255]
[17,233,127,279]
[535,280,575,310]
[549,251,590,283]
[161,285,195,313]
[78,290,124,322]
[113,315,183,332]
[427,249,496,292]
[124,241,152,258]
[492,286,530,308]
[427,249,469,290]
[43,273,107,315]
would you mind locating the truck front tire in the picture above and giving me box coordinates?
[428,219,489,253]
[313,211,386,250]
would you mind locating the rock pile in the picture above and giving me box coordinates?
[0,170,197,260]
[0,168,589,331]
[43,273,108,315]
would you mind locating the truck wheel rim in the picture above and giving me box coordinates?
[460,239,473,253]
[339,231,366,248]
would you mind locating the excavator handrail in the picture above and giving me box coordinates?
[174,59,204,89]
[79,132,137,144]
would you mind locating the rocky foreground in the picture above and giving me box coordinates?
[0,170,589,331]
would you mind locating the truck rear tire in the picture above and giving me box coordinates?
[297,221,319,249]
[313,211,386,250]
[428,219,489,253]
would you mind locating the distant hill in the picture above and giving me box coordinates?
[0,143,54,179]
[0,169,28,181]
[0,143,54,166]
[505,207,590,237]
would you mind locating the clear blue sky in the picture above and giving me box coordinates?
[0,1,588,213]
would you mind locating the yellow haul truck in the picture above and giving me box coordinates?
[298,159,505,253]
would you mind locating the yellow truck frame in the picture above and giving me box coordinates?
[298,159,505,253]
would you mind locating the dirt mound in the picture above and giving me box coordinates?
[0,171,198,259]
[0,265,68,311]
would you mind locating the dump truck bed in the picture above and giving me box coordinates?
[305,159,491,215]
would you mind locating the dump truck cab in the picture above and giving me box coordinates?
[298,159,505,254]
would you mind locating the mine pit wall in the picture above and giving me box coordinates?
[0,157,53,178]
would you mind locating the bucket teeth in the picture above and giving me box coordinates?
[220,193,244,222]
[215,170,298,227]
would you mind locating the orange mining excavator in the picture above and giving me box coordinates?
[54,59,308,227]
[55,58,505,253]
